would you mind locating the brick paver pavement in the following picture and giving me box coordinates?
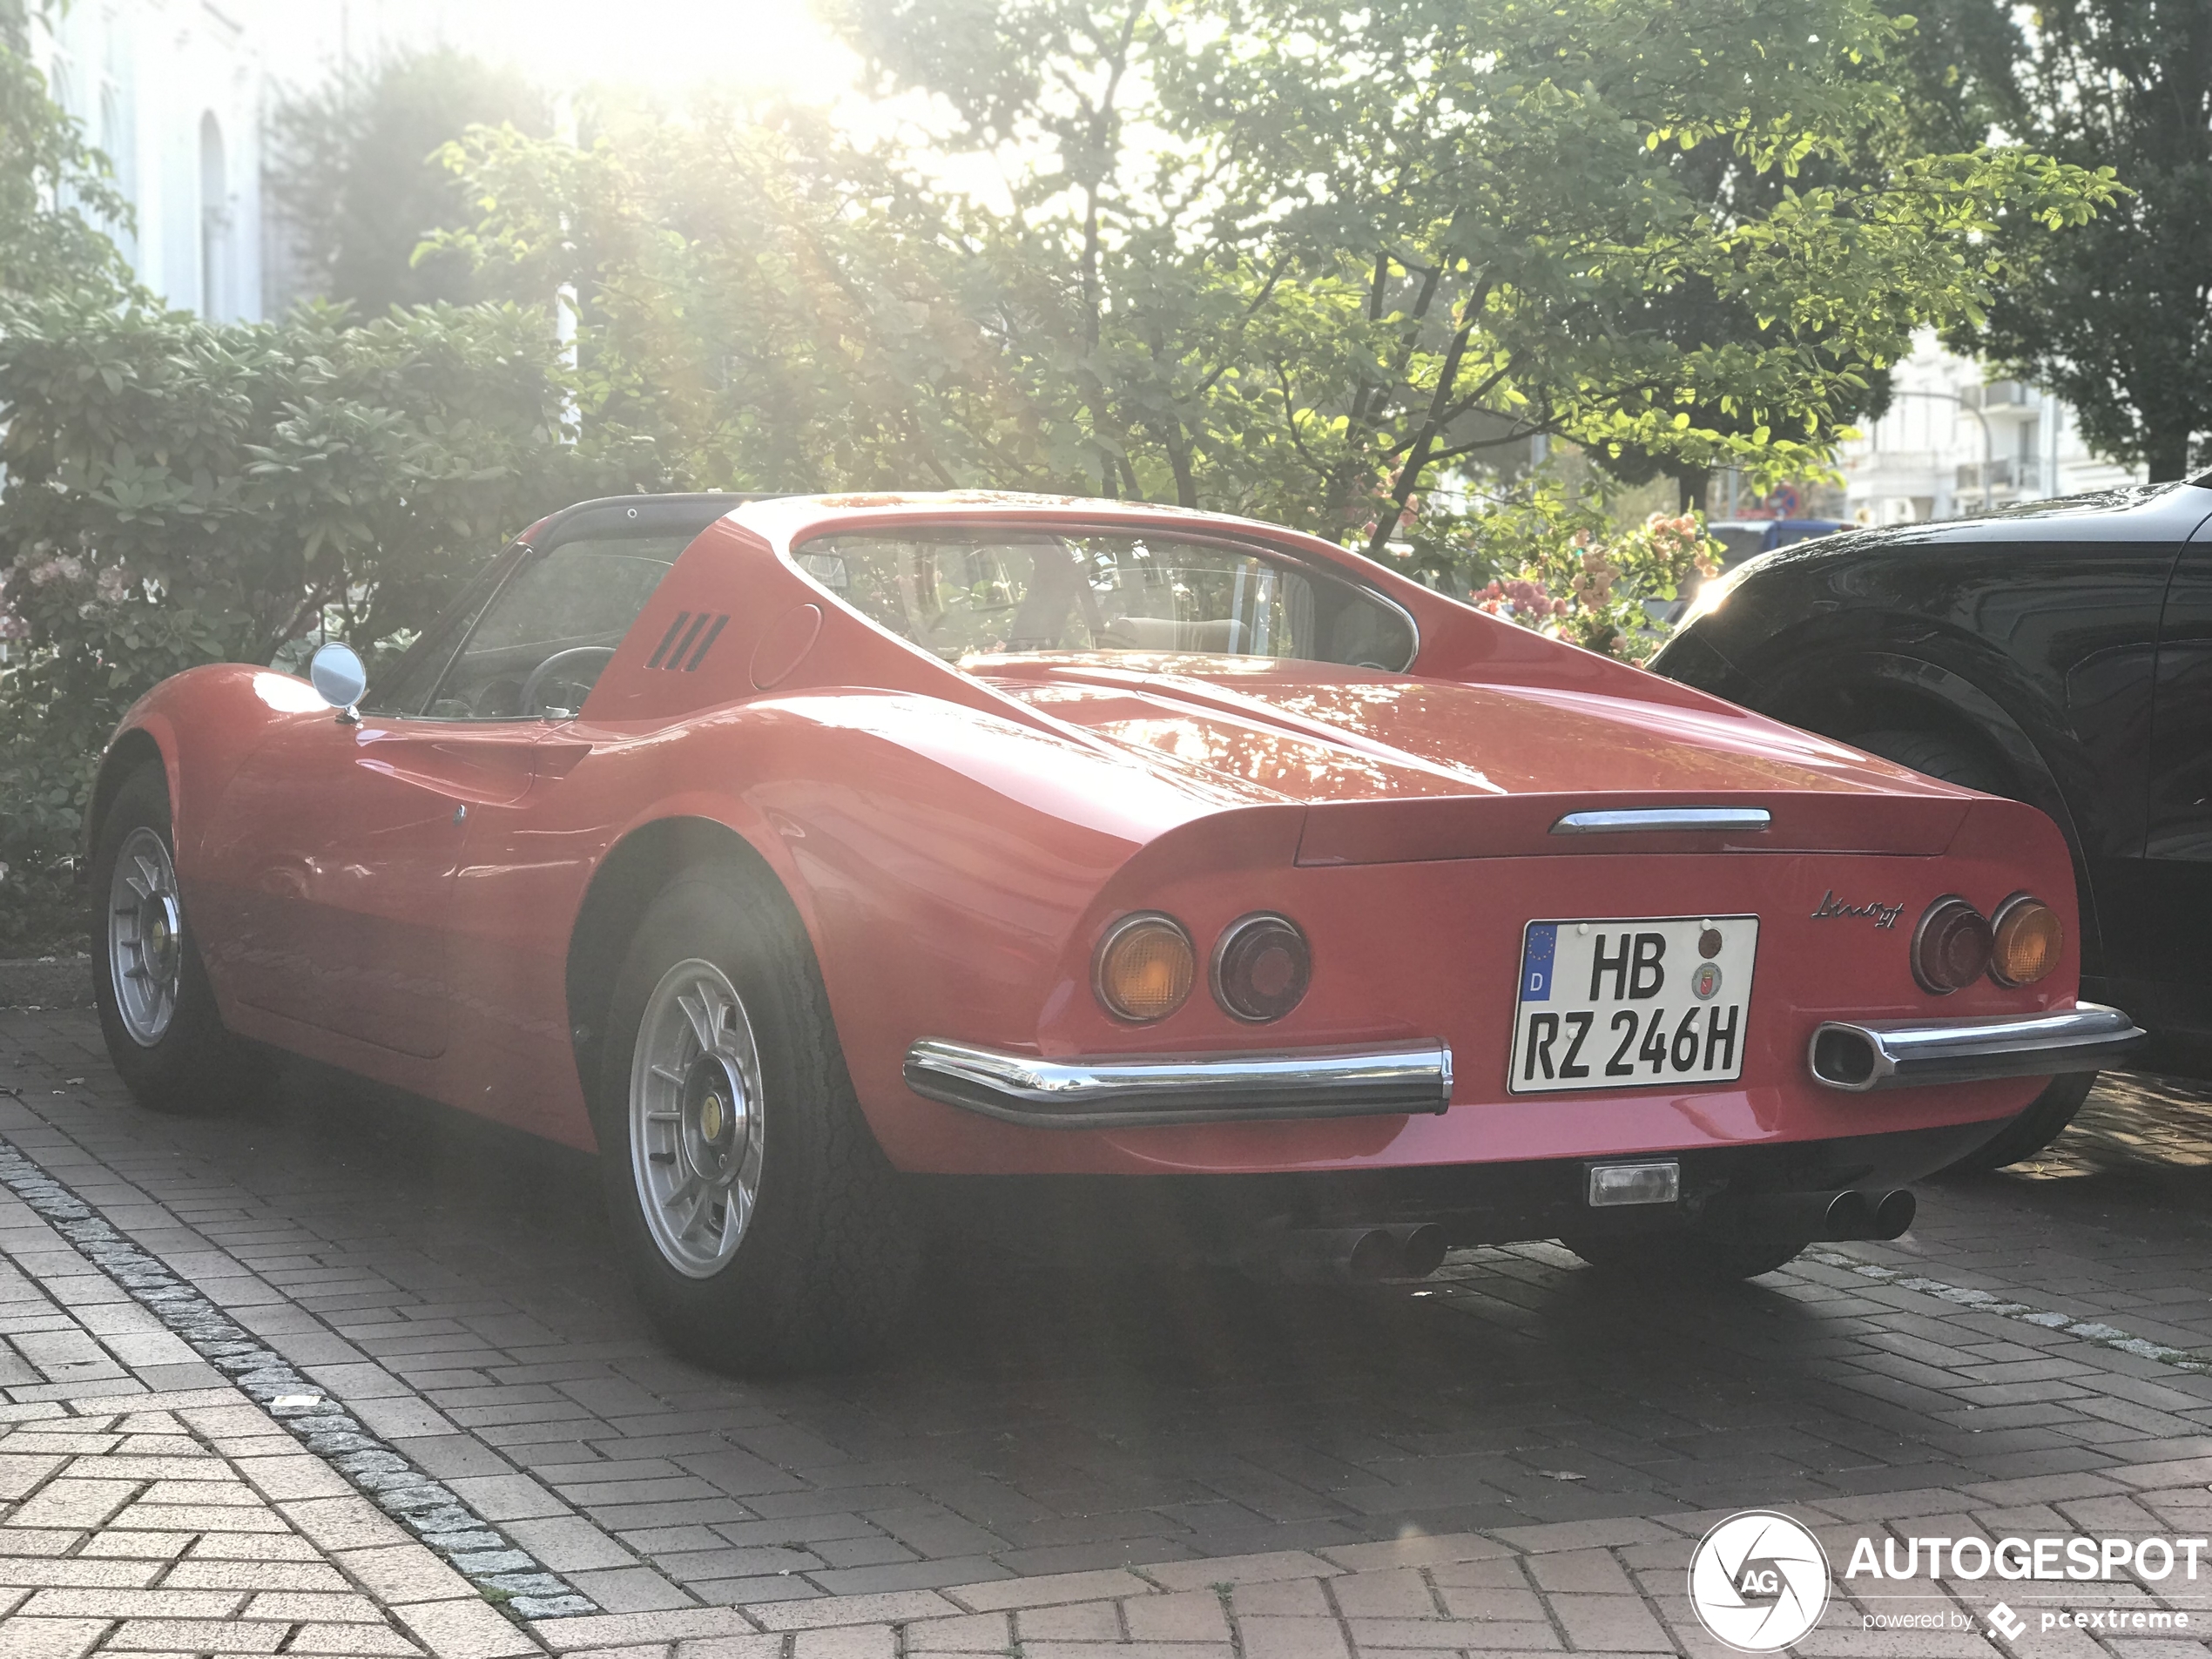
[0,1163,551,1657]
[0,1387,543,1658]
[12,1008,2212,1658]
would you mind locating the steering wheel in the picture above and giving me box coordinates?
[520,645,617,718]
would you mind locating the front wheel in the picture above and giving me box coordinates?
[593,870,916,1372]
[90,762,270,1115]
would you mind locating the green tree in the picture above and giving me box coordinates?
[822,0,2115,549]
[1926,0,2211,481]
[441,92,1069,494]
[0,0,129,299]
[450,0,2115,583]
[1166,0,2116,558]
[826,0,1337,510]
[269,47,549,314]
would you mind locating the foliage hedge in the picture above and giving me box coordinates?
[0,294,662,954]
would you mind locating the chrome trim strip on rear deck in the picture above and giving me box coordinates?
[902,1037,1453,1129]
[1550,807,1773,835]
[1808,1001,2145,1093]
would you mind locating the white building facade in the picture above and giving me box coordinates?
[30,0,266,322]
[24,0,491,324]
[1838,334,2143,523]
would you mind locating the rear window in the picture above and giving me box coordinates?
[795,530,1417,671]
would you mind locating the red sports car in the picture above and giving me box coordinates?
[88,491,2141,1368]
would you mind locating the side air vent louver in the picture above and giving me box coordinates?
[644,611,731,672]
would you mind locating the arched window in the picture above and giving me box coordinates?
[199,111,229,320]
[98,81,132,226]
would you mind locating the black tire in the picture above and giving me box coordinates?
[90,763,271,1115]
[593,868,916,1372]
[1851,727,2005,794]
[1939,1073,2094,1175]
[1565,1218,1810,1283]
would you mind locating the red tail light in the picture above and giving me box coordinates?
[1912,896,1992,994]
[1212,914,1312,1022]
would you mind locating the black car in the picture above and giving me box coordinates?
[1653,481,2212,1168]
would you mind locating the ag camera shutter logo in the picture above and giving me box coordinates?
[1689,1510,1831,1651]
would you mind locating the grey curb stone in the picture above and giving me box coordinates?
[0,1133,598,1619]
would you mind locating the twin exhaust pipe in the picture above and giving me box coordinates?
[1747,1186,1917,1242]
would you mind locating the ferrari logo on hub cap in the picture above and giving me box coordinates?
[700,1094,725,1142]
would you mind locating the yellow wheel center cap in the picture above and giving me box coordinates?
[699,1094,725,1143]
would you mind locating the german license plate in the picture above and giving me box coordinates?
[1508,915,1758,1094]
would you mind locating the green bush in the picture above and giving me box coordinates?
[0,293,660,955]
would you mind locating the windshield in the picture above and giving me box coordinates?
[794,530,1417,671]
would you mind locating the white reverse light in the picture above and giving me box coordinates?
[1586,1161,1681,1207]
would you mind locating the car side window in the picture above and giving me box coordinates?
[359,551,518,718]
[423,534,692,720]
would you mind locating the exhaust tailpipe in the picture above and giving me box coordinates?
[1824,1190,1871,1238]
[1383,1223,1448,1278]
[1872,1188,1916,1239]
[1271,1226,1399,1282]
[1260,1223,1447,1282]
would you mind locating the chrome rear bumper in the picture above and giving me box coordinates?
[902,1038,1453,1129]
[1808,1001,2144,1093]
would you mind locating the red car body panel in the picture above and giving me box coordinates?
[110,493,2079,1177]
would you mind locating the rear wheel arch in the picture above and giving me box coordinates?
[564,816,815,1103]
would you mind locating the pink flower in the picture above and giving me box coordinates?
[1501,577,1551,617]
[27,556,83,588]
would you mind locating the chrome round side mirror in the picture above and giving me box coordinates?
[308,641,368,716]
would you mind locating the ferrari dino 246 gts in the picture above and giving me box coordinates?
[88,492,2142,1367]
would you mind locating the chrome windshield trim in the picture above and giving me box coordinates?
[1809,1001,2144,1093]
[902,1037,1453,1129]
[1551,807,1773,835]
